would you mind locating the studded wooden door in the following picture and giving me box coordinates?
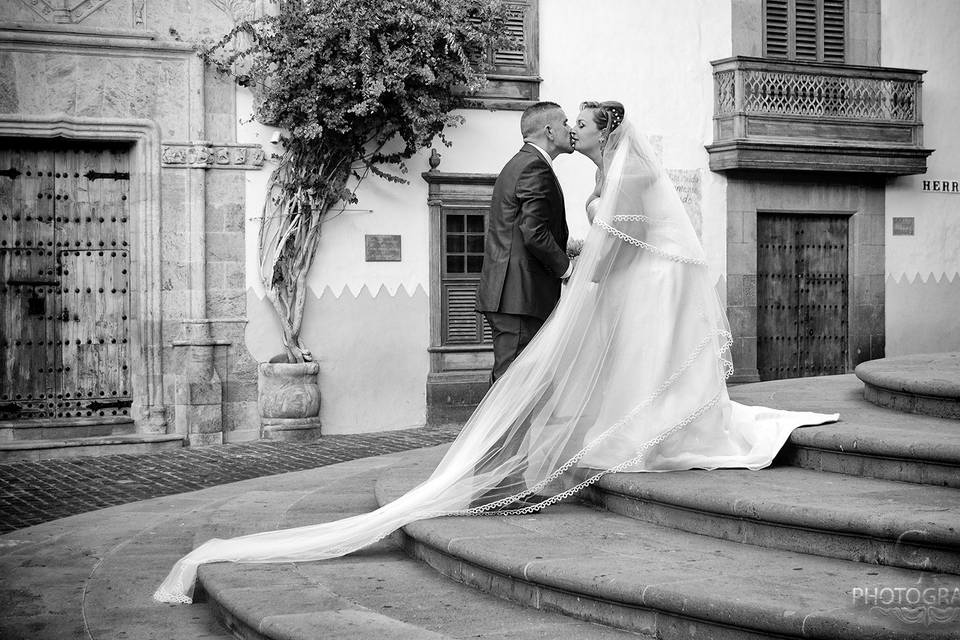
[757,213,848,380]
[0,143,131,420]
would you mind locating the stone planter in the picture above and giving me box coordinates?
[257,362,322,441]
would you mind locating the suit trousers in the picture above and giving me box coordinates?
[483,311,545,385]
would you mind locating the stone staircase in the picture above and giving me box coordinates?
[0,416,185,462]
[377,366,960,639]
[194,355,960,639]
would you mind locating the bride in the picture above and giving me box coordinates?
[154,100,838,604]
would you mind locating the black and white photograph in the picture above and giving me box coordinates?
[1,0,958,638]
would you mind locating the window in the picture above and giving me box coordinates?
[765,0,846,63]
[468,0,540,109]
[442,209,492,344]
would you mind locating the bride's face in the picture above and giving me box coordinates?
[575,109,602,156]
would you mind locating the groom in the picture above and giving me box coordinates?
[477,101,576,384]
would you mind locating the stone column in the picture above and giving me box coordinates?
[173,320,223,445]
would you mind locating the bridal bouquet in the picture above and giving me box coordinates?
[567,237,584,260]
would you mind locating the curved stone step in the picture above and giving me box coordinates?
[780,417,960,487]
[376,460,960,639]
[854,352,960,419]
[731,374,960,487]
[581,466,960,575]
[196,449,642,640]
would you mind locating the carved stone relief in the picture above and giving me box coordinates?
[161,142,265,169]
[17,0,115,23]
[208,0,257,23]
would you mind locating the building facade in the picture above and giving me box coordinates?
[0,0,957,442]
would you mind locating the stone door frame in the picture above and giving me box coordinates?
[0,114,166,431]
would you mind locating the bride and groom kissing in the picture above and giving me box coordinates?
[155,100,838,604]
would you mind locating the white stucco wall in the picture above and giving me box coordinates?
[238,1,733,432]
[881,0,960,355]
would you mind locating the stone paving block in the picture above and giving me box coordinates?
[0,425,460,534]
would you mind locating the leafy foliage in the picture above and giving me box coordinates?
[201,0,512,362]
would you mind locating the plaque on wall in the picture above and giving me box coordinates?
[365,235,402,262]
[666,168,702,237]
[892,217,915,236]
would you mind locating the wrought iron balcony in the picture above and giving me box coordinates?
[707,57,932,175]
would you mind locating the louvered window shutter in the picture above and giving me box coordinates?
[765,0,789,58]
[822,0,846,63]
[764,0,845,63]
[492,2,531,71]
[443,283,493,344]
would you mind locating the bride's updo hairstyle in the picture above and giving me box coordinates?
[580,100,625,149]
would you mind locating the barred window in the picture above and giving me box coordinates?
[765,0,846,63]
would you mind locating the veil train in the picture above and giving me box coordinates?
[154,118,838,604]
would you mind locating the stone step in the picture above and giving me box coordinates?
[731,374,960,487]
[580,466,960,575]
[376,456,960,639]
[0,433,186,463]
[195,451,641,640]
[0,416,136,442]
[854,352,960,419]
[780,417,960,487]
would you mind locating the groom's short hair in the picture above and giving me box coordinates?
[521,101,562,139]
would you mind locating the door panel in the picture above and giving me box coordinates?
[757,213,848,381]
[0,142,131,420]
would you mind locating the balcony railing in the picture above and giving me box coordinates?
[708,57,932,175]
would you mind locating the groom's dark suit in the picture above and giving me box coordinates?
[477,143,570,383]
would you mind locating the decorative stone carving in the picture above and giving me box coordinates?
[17,0,115,23]
[161,142,265,169]
[208,0,256,23]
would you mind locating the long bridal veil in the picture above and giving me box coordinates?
[154,118,838,604]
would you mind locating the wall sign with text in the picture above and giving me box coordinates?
[921,179,960,194]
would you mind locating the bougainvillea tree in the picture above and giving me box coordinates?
[202,0,512,361]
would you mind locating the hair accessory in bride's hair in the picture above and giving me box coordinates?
[600,101,625,132]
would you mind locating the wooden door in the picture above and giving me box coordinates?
[0,142,131,420]
[757,213,848,380]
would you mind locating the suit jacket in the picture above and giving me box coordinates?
[477,144,570,320]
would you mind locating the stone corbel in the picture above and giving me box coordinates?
[161,141,265,169]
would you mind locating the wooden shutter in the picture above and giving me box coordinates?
[764,0,845,63]
[822,0,846,63]
[492,2,528,68]
[794,0,819,60]
[443,282,485,344]
[765,0,790,58]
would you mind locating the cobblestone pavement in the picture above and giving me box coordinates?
[0,424,461,534]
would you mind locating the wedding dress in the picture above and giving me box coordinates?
[154,118,838,604]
